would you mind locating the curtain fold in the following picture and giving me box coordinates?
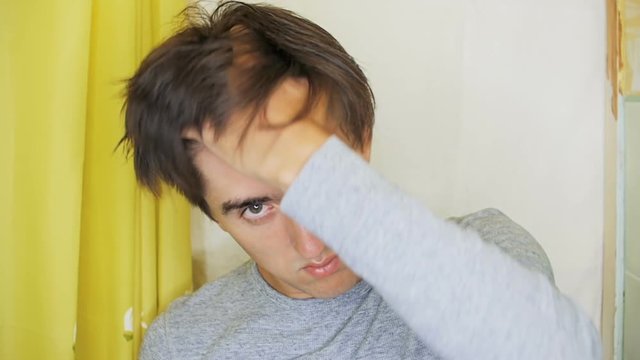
[1,1,191,359]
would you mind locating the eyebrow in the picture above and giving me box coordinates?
[220,195,279,216]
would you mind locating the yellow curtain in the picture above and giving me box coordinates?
[1,1,192,359]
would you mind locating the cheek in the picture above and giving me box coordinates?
[222,212,294,260]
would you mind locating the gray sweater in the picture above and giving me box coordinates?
[140,136,601,359]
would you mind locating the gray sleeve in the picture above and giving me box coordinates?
[139,313,172,360]
[281,136,601,360]
[449,208,555,284]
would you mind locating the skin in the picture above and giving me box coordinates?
[183,77,372,299]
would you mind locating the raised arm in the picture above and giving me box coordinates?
[280,136,601,360]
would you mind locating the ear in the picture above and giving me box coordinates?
[181,125,202,142]
[182,123,222,159]
[361,140,372,162]
[198,121,219,155]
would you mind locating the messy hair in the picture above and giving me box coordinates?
[121,1,375,218]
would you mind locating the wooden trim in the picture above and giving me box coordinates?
[620,0,640,96]
[607,0,621,118]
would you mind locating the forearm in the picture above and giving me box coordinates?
[281,136,601,359]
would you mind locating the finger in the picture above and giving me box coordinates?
[264,76,310,127]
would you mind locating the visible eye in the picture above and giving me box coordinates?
[240,201,274,223]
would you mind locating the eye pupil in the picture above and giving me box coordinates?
[248,203,262,214]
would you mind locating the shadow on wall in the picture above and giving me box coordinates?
[191,208,249,288]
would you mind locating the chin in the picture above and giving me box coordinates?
[308,273,361,299]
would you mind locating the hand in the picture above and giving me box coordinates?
[183,77,332,191]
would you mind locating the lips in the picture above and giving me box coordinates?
[303,255,341,278]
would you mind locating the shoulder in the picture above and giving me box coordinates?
[166,261,256,319]
[449,208,555,283]
[140,262,257,359]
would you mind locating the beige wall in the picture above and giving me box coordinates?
[192,0,606,329]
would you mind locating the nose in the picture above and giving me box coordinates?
[288,221,326,260]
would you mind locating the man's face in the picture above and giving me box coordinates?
[188,78,371,299]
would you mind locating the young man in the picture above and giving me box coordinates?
[123,2,601,359]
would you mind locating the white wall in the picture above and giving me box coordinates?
[192,0,606,328]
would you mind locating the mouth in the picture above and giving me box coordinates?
[303,255,341,279]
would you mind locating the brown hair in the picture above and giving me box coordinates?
[120,1,375,219]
